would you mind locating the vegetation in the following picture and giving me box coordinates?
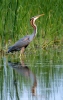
[0,0,63,52]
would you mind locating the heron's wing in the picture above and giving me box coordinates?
[14,35,30,48]
[8,35,30,52]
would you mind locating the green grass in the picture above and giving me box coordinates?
[0,0,63,52]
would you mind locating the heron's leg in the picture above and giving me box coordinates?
[20,47,25,59]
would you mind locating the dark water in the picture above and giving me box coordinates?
[0,49,63,100]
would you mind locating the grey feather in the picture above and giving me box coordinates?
[8,35,30,53]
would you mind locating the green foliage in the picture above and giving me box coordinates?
[0,0,63,50]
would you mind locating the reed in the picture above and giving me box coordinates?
[0,0,63,51]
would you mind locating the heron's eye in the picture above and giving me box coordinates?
[30,17,34,21]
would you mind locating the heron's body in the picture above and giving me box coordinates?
[8,14,44,53]
[8,35,30,52]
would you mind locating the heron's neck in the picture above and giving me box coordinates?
[31,22,37,37]
[33,26,37,37]
[30,20,37,41]
[30,26,37,42]
[30,19,37,36]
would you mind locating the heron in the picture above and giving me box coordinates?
[8,14,44,54]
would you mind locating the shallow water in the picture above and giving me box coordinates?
[0,48,63,100]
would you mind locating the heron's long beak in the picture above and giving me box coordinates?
[34,14,44,21]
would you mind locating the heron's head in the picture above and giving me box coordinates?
[30,14,44,26]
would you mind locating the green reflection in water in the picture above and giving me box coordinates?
[0,48,63,100]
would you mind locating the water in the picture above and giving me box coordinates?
[0,48,63,100]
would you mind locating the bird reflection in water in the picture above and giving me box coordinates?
[8,60,37,96]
